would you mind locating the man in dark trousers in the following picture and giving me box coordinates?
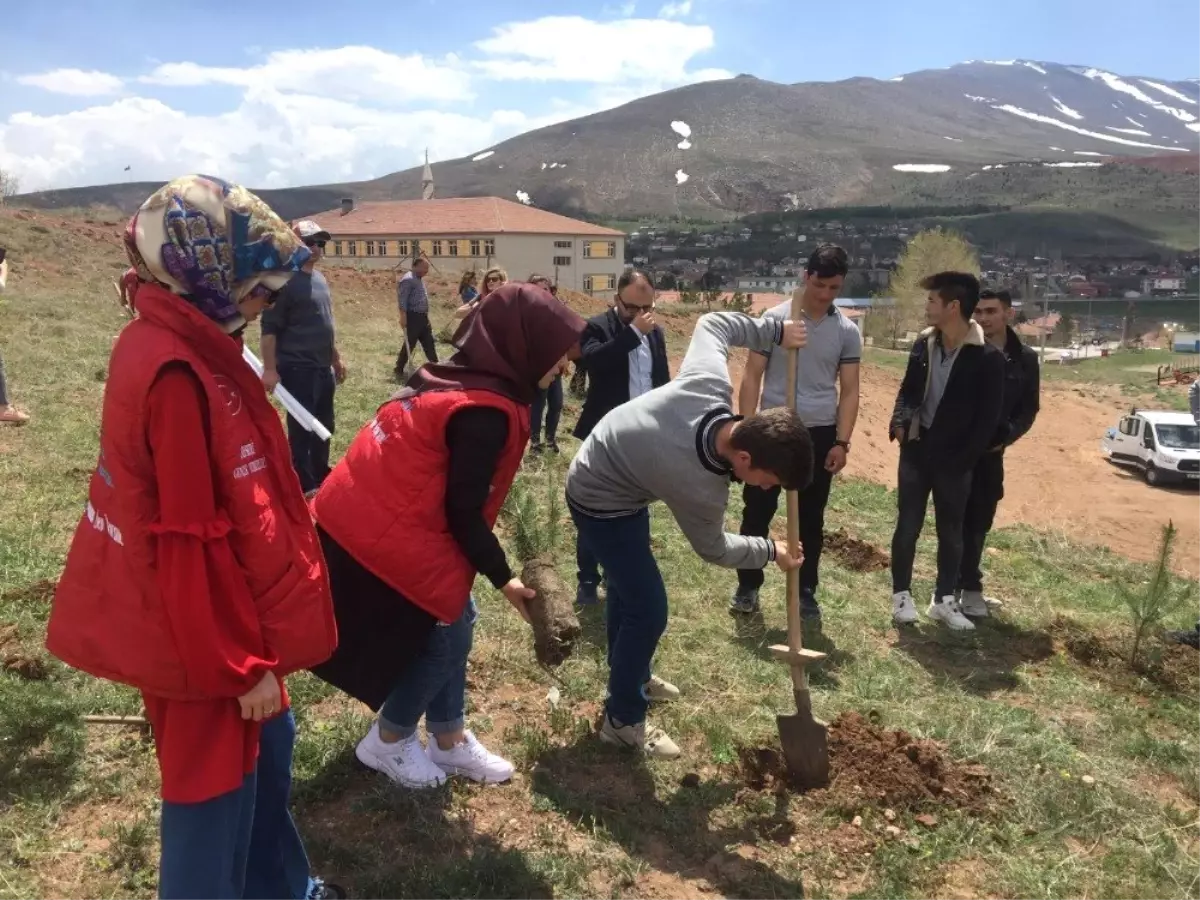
[396,257,436,379]
[261,219,346,494]
[888,272,1004,631]
[732,244,860,621]
[572,270,670,605]
[958,289,1040,616]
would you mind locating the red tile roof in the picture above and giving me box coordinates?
[306,197,624,238]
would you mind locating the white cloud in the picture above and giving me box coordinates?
[16,68,124,97]
[473,16,728,86]
[141,46,472,104]
[3,13,735,193]
[659,0,693,16]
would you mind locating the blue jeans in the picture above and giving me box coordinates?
[576,532,601,587]
[571,507,667,726]
[159,712,311,899]
[379,597,477,738]
[531,375,563,444]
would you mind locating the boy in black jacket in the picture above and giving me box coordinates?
[957,289,1040,617]
[888,272,1004,630]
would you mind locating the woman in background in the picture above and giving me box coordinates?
[0,252,30,425]
[527,274,566,453]
[458,270,479,305]
[45,175,340,900]
[454,266,508,321]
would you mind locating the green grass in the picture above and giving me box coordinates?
[1,210,1198,898]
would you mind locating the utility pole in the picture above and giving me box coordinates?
[1029,271,1048,363]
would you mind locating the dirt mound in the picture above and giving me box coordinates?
[4,578,57,606]
[0,622,48,681]
[1051,615,1199,696]
[738,711,994,812]
[824,529,890,572]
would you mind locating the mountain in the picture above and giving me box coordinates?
[13,60,1200,220]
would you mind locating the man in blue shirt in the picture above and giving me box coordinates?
[261,220,345,494]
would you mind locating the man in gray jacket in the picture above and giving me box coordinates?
[566,312,813,758]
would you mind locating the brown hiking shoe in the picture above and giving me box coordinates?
[0,406,29,426]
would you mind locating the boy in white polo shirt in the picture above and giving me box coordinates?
[732,245,861,622]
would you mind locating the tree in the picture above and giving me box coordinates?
[657,272,677,291]
[866,228,980,349]
[702,288,723,311]
[722,291,751,313]
[0,168,18,203]
[1054,312,1074,346]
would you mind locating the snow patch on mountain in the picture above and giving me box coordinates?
[992,103,1187,151]
[1082,68,1198,123]
[1049,95,1084,120]
[1139,79,1197,105]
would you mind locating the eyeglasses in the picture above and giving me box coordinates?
[487,276,503,284]
[305,240,326,249]
[619,299,654,314]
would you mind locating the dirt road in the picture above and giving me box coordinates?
[845,365,1200,575]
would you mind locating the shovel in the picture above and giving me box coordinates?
[767,289,830,790]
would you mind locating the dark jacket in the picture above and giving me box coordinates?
[889,322,1005,474]
[573,307,670,439]
[992,325,1041,449]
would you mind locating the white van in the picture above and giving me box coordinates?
[1102,409,1200,486]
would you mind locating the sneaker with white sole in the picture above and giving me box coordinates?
[426,730,514,784]
[600,714,681,759]
[355,723,447,788]
[892,591,919,625]
[927,595,976,631]
[958,590,989,618]
[645,674,680,702]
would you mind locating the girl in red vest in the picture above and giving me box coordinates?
[311,282,585,788]
[46,176,340,900]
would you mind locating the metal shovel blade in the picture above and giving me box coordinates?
[776,687,830,790]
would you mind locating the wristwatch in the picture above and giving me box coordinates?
[835,439,851,452]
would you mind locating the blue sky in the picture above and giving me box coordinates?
[2,0,1197,191]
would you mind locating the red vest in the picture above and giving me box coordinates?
[314,389,528,623]
[46,284,337,699]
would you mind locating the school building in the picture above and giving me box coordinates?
[308,196,628,298]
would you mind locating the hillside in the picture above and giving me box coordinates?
[12,60,1200,221]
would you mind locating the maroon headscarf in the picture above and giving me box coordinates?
[408,282,585,405]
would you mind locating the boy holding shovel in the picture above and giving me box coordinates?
[566,312,814,758]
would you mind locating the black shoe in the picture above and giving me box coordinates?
[729,588,760,615]
[1165,627,1200,650]
[547,440,561,454]
[308,878,347,899]
[799,589,822,622]
[577,582,600,606]
[530,442,544,454]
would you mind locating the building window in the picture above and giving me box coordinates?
[377,240,388,256]
[484,238,495,256]
[607,241,616,257]
[348,240,357,257]
[333,241,343,257]
[448,240,458,257]
[365,240,375,256]
[469,239,481,256]
[553,256,572,267]
[431,239,443,257]
[554,240,572,249]
[583,242,593,258]
[584,240,614,259]
[397,239,410,257]
[584,274,616,293]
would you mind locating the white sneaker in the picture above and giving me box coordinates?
[426,730,514,784]
[355,723,447,788]
[959,590,989,618]
[892,591,919,625]
[645,674,680,702]
[927,595,976,631]
[600,714,682,759]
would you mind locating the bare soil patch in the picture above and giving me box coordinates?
[0,622,48,680]
[738,711,996,813]
[1050,615,1200,696]
[824,528,890,572]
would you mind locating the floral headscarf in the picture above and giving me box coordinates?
[124,174,310,329]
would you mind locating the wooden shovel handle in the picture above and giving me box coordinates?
[785,289,806,691]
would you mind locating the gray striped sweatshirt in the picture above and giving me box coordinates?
[566,312,784,569]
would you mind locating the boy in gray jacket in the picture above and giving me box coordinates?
[566,312,813,758]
